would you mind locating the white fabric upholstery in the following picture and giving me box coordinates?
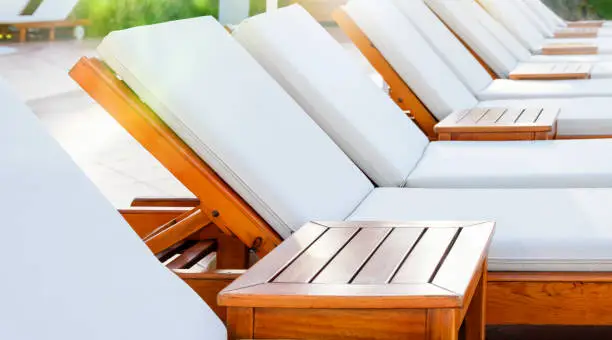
[391,0,493,93]
[97,17,373,238]
[32,0,79,20]
[543,37,612,54]
[351,187,612,271]
[479,0,545,51]
[477,97,612,136]
[512,0,555,37]
[0,0,27,15]
[234,5,428,187]
[478,78,612,100]
[345,0,478,120]
[0,79,226,339]
[523,0,564,30]
[408,139,612,188]
[426,0,519,77]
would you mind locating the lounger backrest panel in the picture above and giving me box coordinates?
[0,0,27,15]
[345,0,478,119]
[478,0,544,52]
[467,0,532,62]
[391,0,492,94]
[512,0,554,37]
[533,0,566,27]
[97,17,374,237]
[523,0,562,30]
[0,79,225,340]
[234,5,428,187]
[426,0,518,77]
[33,0,79,19]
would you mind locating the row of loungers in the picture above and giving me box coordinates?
[7,1,612,338]
[0,0,87,42]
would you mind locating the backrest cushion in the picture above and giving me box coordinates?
[234,5,428,187]
[0,0,27,15]
[33,0,79,19]
[0,78,226,340]
[426,0,518,77]
[467,0,532,62]
[391,0,493,94]
[97,17,374,238]
[522,0,561,30]
[345,0,479,119]
[533,0,567,27]
[478,0,544,51]
[512,0,554,37]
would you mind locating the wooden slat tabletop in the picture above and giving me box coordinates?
[435,107,560,133]
[219,221,494,309]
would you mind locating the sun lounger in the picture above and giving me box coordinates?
[0,0,27,16]
[524,0,611,29]
[70,16,612,326]
[0,78,226,339]
[0,0,89,42]
[330,0,612,138]
[436,0,612,56]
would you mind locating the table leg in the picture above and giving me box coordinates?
[427,309,459,340]
[49,27,56,41]
[227,307,254,339]
[19,28,26,42]
[465,261,487,340]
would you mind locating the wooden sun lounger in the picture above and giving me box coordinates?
[2,18,90,42]
[333,8,609,141]
[70,55,612,327]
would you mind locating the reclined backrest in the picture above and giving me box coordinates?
[33,0,80,19]
[0,79,225,339]
[96,17,374,238]
[528,0,566,27]
[466,0,533,62]
[478,0,544,52]
[522,0,561,31]
[0,0,27,16]
[342,0,478,120]
[234,5,428,187]
[426,0,518,77]
[390,0,492,94]
[511,0,554,37]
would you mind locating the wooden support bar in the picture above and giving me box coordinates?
[144,207,211,254]
[166,240,216,270]
[119,207,190,238]
[131,197,200,208]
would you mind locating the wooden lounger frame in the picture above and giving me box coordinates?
[333,8,612,141]
[71,55,612,326]
[3,18,91,42]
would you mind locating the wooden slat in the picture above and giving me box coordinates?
[274,227,359,283]
[516,107,543,124]
[131,197,199,207]
[119,207,189,237]
[495,107,525,125]
[432,222,494,295]
[222,222,327,291]
[352,228,423,284]
[477,108,506,124]
[392,227,459,284]
[312,227,391,284]
[219,283,458,309]
[541,43,598,55]
[166,240,215,270]
[143,208,210,254]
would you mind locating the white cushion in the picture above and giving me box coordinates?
[477,97,612,136]
[479,0,545,51]
[478,78,612,101]
[345,0,478,120]
[0,79,226,339]
[350,187,612,271]
[97,17,373,238]
[234,5,428,187]
[426,0,519,77]
[408,139,612,188]
[523,0,563,30]
[391,0,493,93]
[529,54,612,63]
[512,0,555,37]
[32,0,79,20]
[0,0,27,16]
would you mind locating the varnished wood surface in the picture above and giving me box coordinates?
[541,43,598,55]
[175,270,239,322]
[130,197,200,208]
[567,20,604,28]
[69,57,282,255]
[508,63,591,80]
[436,107,559,141]
[554,28,598,38]
[119,207,189,237]
[333,8,439,139]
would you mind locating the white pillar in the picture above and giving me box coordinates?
[266,0,278,12]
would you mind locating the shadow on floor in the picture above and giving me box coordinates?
[488,326,612,340]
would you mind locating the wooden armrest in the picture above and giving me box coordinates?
[554,28,598,38]
[131,197,200,207]
[508,63,591,80]
[541,43,598,55]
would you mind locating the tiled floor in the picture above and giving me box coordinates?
[4,37,612,339]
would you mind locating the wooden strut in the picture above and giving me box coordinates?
[69,57,282,257]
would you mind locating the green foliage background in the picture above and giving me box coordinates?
[589,0,612,18]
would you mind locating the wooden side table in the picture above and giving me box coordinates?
[435,107,559,141]
[219,221,495,340]
[554,27,599,38]
[541,43,598,55]
[508,63,591,80]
